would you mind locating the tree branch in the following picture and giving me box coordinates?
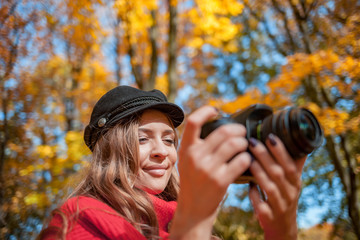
[0,1,18,29]
[126,24,143,89]
[271,0,297,53]
[287,0,312,53]
[244,4,288,57]
[340,134,360,237]
[325,136,349,194]
[114,16,122,85]
[167,0,178,102]
[145,10,158,91]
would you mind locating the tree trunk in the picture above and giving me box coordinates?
[114,22,122,86]
[0,81,8,228]
[144,10,158,91]
[246,1,360,237]
[167,0,178,103]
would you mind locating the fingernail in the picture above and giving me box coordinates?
[213,107,219,113]
[268,133,277,146]
[249,138,258,147]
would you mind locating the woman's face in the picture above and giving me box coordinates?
[135,109,177,195]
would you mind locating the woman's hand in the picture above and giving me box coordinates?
[248,134,306,240]
[170,106,251,239]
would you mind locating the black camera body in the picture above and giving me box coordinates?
[200,104,324,184]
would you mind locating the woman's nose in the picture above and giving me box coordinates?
[150,141,168,159]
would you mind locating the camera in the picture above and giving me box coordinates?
[200,104,324,184]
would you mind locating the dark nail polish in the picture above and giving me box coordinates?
[213,107,219,113]
[249,138,258,147]
[268,133,277,146]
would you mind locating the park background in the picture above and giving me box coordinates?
[0,0,359,239]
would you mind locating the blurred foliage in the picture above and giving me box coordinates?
[298,222,357,240]
[213,205,263,240]
[0,0,359,239]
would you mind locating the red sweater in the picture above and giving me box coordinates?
[42,195,177,239]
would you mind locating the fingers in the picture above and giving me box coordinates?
[249,134,303,206]
[222,152,252,183]
[180,105,248,168]
[180,131,250,185]
[205,125,247,163]
[265,134,300,185]
[250,161,288,214]
[249,183,273,225]
[181,106,219,146]
[196,123,249,175]
[249,138,293,203]
[178,105,251,188]
[249,135,303,239]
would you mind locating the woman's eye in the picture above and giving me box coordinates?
[164,139,175,145]
[139,137,148,143]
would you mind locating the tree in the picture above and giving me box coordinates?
[203,0,360,238]
[0,0,38,234]
[1,0,359,239]
[105,0,180,101]
[0,0,114,238]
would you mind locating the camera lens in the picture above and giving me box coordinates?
[299,113,315,141]
[261,107,323,159]
[299,111,316,141]
[200,104,323,184]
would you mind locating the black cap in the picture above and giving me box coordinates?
[84,86,184,151]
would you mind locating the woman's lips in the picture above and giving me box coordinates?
[143,166,168,177]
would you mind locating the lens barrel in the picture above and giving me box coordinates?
[260,107,323,159]
[200,104,324,184]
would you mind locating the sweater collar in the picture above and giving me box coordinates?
[149,195,177,232]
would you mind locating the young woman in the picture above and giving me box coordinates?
[39,86,306,240]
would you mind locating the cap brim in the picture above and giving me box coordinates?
[84,102,184,151]
[108,102,184,128]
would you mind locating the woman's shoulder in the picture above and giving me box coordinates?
[61,196,115,214]
[47,196,147,239]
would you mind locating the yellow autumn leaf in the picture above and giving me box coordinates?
[346,115,360,132]
[24,193,40,205]
[52,165,64,176]
[306,102,321,116]
[36,145,57,159]
[19,169,29,177]
[221,88,263,113]
[143,0,157,10]
[65,131,80,142]
[315,108,350,135]
[24,192,49,208]
[186,0,243,52]
[188,37,204,49]
[155,74,168,96]
[10,197,20,214]
[65,131,91,162]
[224,40,238,53]
[208,99,224,109]
[226,0,244,15]
[56,157,67,164]
[356,154,360,164]
[7,143,22,153]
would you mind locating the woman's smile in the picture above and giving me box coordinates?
[143,164,169,177]
[135,110,177,195]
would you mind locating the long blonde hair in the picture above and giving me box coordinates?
[39,113,180,239]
